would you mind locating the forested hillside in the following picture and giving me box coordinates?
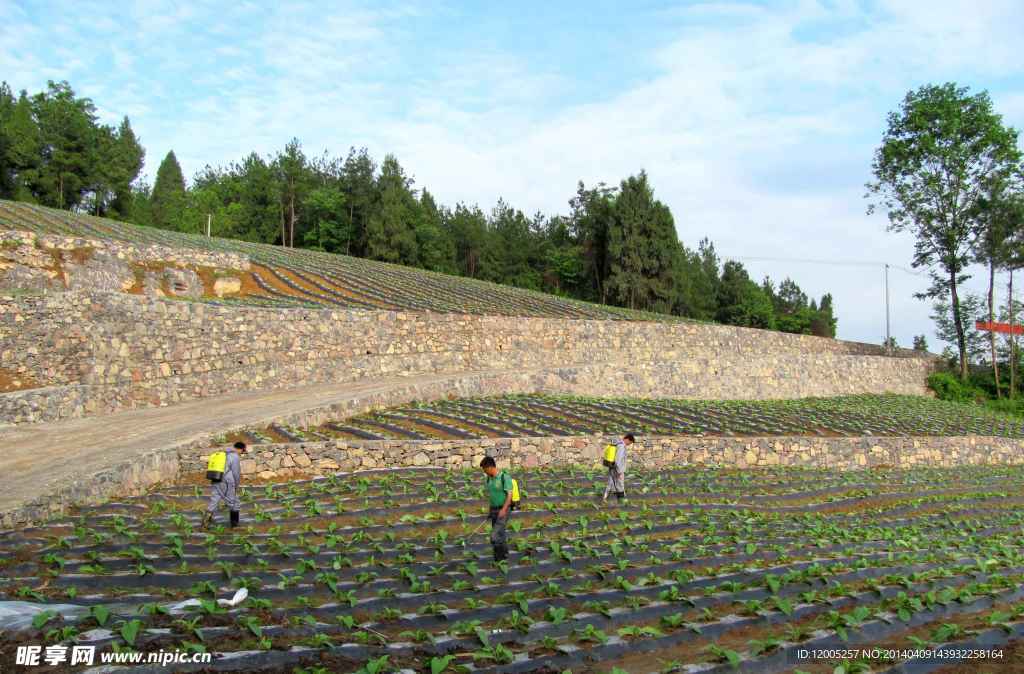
[0,80,836,335]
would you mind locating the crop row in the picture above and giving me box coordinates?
[283,393,1024,442]
[1,466,1023,672]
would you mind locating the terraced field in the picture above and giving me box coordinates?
[257,394,1024,443]
[2,466,1024,673]
[0,200,673,321]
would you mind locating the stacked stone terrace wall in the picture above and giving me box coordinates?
[1,288,937,425]
[0,230,249,276]
[6,432,1019,529]
[178,435,1024,481]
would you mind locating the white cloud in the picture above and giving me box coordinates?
[365,0,1023,346]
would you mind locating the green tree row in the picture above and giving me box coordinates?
[0,80,837,336]
[145,145,836,334]
[0,81,144,216]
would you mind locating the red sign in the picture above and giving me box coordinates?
[975,320,1024,335]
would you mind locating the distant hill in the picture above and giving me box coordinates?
[0,200,679,321]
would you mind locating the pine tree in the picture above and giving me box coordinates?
[302,185,348,252]
[416,189,455,273]
[540,215,585,297]
[606,171,681,311]
[150,150,186,230]
[110,117,144,217]
[771,278,815,334]
[274,138,307,247]
[0,82,13,198]
[365,155,417,264]
[447,203,488,277]
[820,294,837,337]
[31,81,97,210]
[716,261,775,328]
[488,199,542,289]
[342,147,377,256]
[569,182,615,304]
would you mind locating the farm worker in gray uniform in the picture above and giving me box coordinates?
[203,441,245,529]
[603,434,634,503]
[480,456,512,563]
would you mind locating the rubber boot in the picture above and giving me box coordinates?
[201,511,213,530]
[493,545,508,563]
[615,491,625,502]
[229,510,240,528]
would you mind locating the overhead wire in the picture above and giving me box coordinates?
[720,253,932,346]
[721,254,927,276]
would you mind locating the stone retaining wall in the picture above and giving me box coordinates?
[0,230,249,276]
[179,434,1024,479]
[0,288,937,424]
[1,446,180,529]
[4,432,1019,529]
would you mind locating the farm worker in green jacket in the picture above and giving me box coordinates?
[603,434,634,503]
[480,456,512,563]
[203,441,245,529]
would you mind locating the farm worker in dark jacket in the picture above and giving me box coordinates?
[203,441,245,529]
[480,456,512,563]
[603,434,634,503]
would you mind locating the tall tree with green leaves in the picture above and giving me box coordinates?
[274,138,309,247]
[109,117,144,218]
[689,238,721,320]
[128,181,153,227]
[150,150,186,230]
[867,83,1023,380]
[446,203,488,277]
[974,194,1009,396]
[768,277,817,334]
[931,293,987,365]
[998,194,1024,396]
[0,88,40,201]
[302,185,348,253]
[976,182,1024,396]
[569,182,615,304]
[487,199,543,289]
[32,81,98,209]
[606,175,648,309]
[716,260,775,329]
[235,153,281,243]
[810,294,837,338]
[0,83,14,198]
[87,124,118,215]
[416,189,455,273]
[341,147,377,256]
[364,155,418,264]
[540,215,585,297]
[607,171,680,311]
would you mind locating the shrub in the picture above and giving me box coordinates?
[927,372,986,403]
[984,398,1024,417]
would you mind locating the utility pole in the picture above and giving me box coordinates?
[884,263,891,352]
[206,213,212,238]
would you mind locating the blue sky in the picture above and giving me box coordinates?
[3,0,1024,347]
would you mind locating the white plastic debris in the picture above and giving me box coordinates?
[166,587,248,613]
[219,587,248,607]
[76,628,115,642]
[0,601,88,631]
